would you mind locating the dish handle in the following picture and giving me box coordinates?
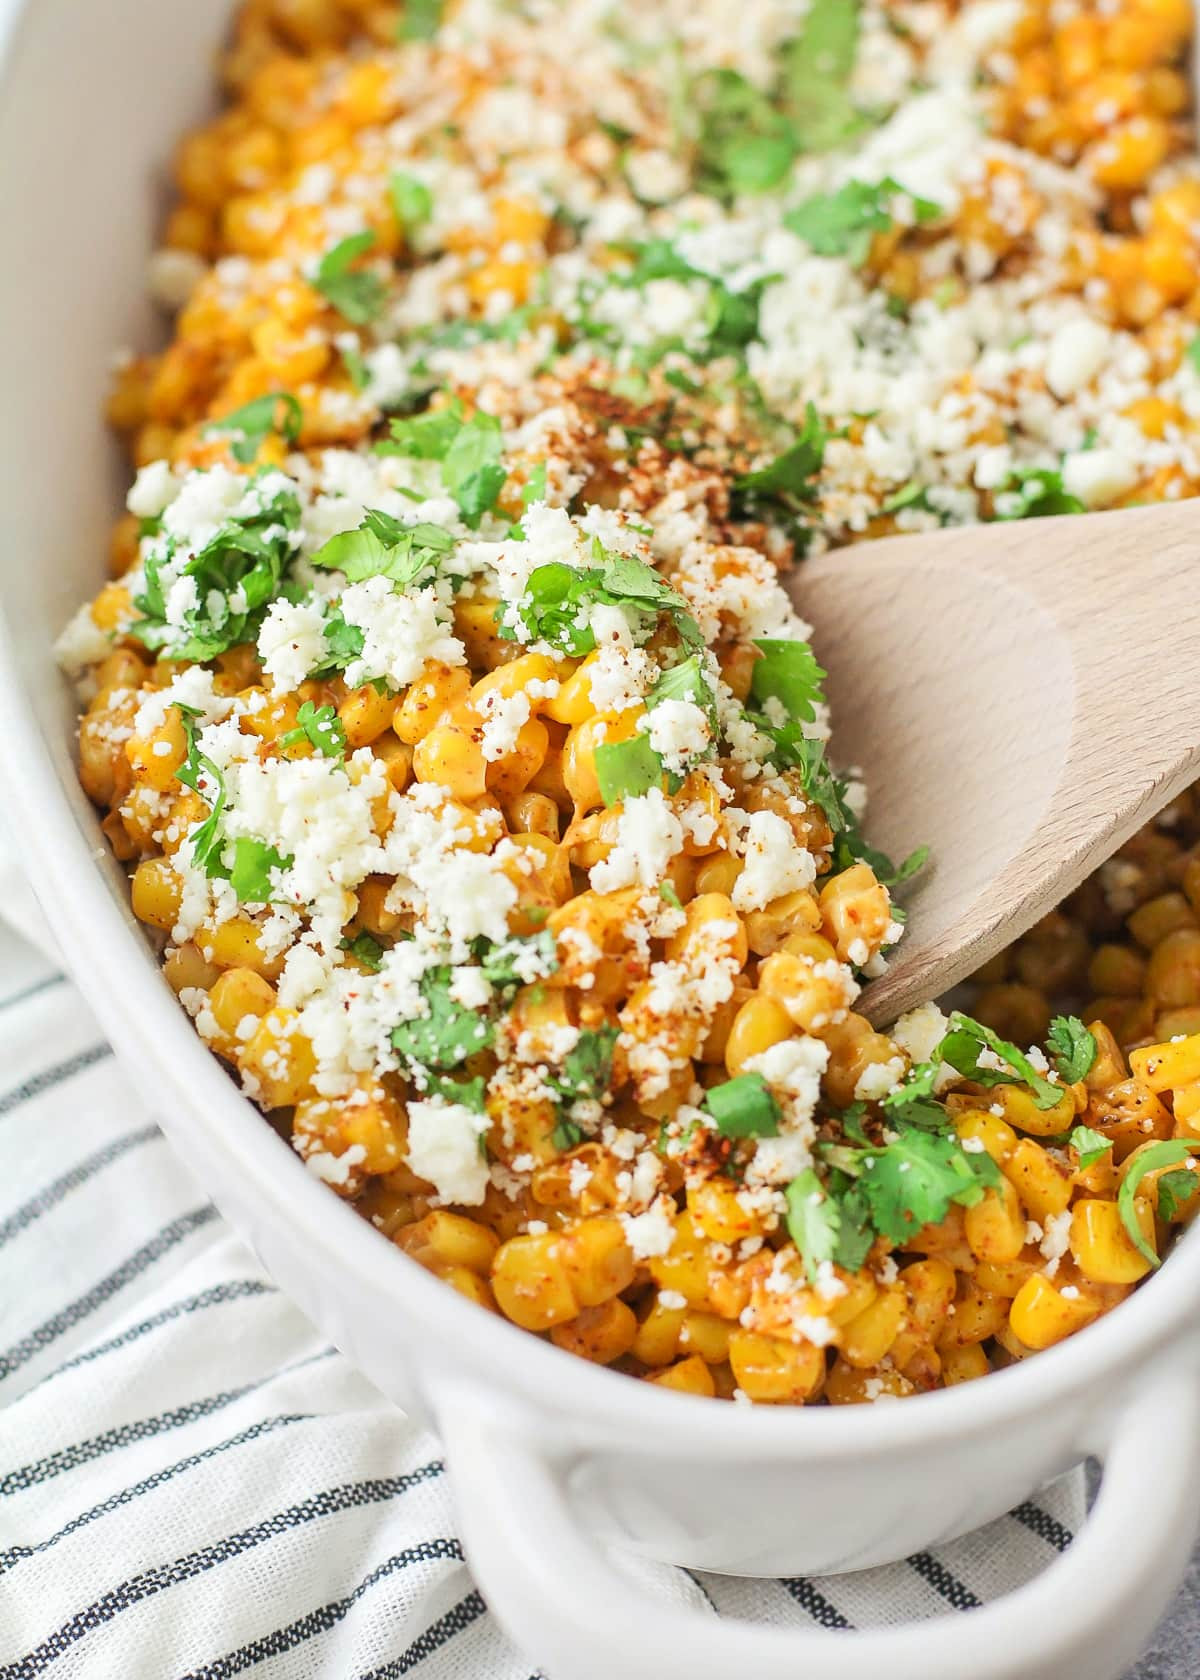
[433,1362,1200,1680]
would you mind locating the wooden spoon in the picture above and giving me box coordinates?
[791,501,1200,1026]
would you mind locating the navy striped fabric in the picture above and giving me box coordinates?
[0,917,1089,1678]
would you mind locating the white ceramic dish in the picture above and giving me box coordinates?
[2,4,1199,1676]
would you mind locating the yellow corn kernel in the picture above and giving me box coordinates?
[207,966,277,1050]
[689,1177,759,1244]
[724,994,794,1076]
[728,1330,826,1404]
[1006,1137,1073,1222]
[163,942,221,996]
[936,1283,1007,1348]
[840,1287,905,1369]
[412,722,487,800]
[818,863,891,964]
[965,1176,1027,1263]
[393,663,472,745]
[198,918,284,980]
[504,790,560,840]
[692,851,742,898]
[632,1297,686,1367]
[1009,1274,1102,1351]
[551,1298,638,1365]
[396,1210,501,1276]
[238,1008,317,1108]
[491,1231,580,1330]
[940,1344,990,1385]
[563,713,640,812]
[954,1108,1018,1165]
[1131,1034,1200,1093]
[1128,892,1197,952]
[744,890,823,958]
[825,1359,915,1405]
[130,857,184,931]
[990,1083,1076,1138]
[125,708,188,792]
[648,1355,716,1396]
[1069,1197,1153,1284]
[664,893,747,970]
[679,1310,733,1364]
[756,949,851,1035]
[339,684,396,748]
[485,715,550,801]
[560,1217,636,1309]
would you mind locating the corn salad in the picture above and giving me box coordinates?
[56,0,1200,1404]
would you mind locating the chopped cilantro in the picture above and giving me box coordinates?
[648,653,719,727]
[228,837,292,905]
[1156,1168,1199,1223]
[595,733,665,807]
[506,542,703,657]
[392,968,495,1071]
[377,401,506,525]
[785,177,940,265]
[1046,1016,1097,1084]
[313,232,386,326]
[937,1012,1064,1110]
[341,930,388,972]
[397,0,441,37]
[1069,1125,1111,1170]
[205,392,302,465]
[820,1120,1001,1245]
[521,462,548,508]
[1118,1141,1200,1265]
[659,881,683,910]
[390,171,433,230]
[692,69,797,199]
[309,607,366,680]
[552,1118,586,1151]
[702,1071,781,1139]
[781,0,865,153]
[993,466,1085,520]
[309,509,455,586]
[340,343,369,392]
[173,705,227,875]
[1186,333,1200,374]
[281,701,347,761]
[422,1072,488,1112]
[749,637,826,725]
[785,1166,876,1280]
[132,473,301,661]
[546,1026,619,1143]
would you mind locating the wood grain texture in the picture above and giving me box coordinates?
[790,502,1200,1024]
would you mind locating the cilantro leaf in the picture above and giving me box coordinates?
[647,653,719,729]
[281,701,347,761]
[397,0,441,37]
[173,705,227,875]
[475,930,558,989]
[594,734,665,807]
[734,404,827,503]
[391,967,495,1071]
[309,510,455,586]
[552,1025,620,1099]
[310,608,366,680]
[380,402,465,459]
[693,69,798,199]
[1118,1140,1200,1265]
[993,465,1085,520]
[749,637,826,725]
[441,410,507,525]
[390,171,433,230]
[937,1012,1064,1110]
[508,544,703,658]
[785,177,940,265]
[341,930,388,972]
[132,475,301,661]
[702,1071,782,1139]
[781,0,865,154]
[1069,1125,1111,1170]
[421,1073,488,1112]
[784,1168,839,1278]
[857,1125,999,1242]
[1186,333,1200,375]
[228,837,292,904]
[205,392,302,465]
[1046,1016,1097,1084]
[659,881,683,910]
[1156,1168,1199,1223]
[313,232,386,326]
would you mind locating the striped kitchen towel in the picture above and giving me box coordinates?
[0,906,1095,1680]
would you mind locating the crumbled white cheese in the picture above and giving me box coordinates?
[405,1097,490,1205]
